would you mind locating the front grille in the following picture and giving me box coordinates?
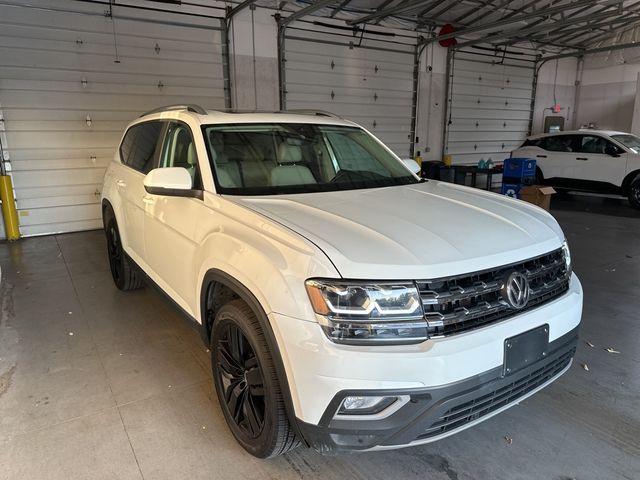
[417,249,570,337]
[417,347,574,440]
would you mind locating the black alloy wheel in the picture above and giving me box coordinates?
[216,322,266,438]
[210,299,299,458]
[103,213,143,291]
[629,180,640,209]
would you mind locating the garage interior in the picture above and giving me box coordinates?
[0,0,639,479]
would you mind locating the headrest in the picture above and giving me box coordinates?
[278,140,303,164]
[186,142,196,165]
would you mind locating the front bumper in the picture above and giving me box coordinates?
[296,326,578,453]
[269,273,582,453]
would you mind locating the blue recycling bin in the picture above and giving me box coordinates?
[503,158,536,183]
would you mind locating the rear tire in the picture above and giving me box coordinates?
[211,299,299,458]
[628,177,640,210]
[103,210,144,291]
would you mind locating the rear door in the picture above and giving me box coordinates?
[573,134,627,188]
[117,121,164,262]
[534,135,579,181]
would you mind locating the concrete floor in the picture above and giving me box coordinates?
[0,194,638,480]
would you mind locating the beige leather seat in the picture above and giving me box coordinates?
[270,141,316,186]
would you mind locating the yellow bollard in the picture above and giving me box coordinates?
[0,175,20,241]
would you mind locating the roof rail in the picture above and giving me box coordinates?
[139,104,207,117]
[285,109,343,119]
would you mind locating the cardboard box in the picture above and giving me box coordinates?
[520,185,556,211]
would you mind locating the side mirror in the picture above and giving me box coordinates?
[143,167,202,198]
[402,159,421,174]
[605,145,621,157]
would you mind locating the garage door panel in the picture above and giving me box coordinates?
[285,87,411,102]
[446,142,521,156]
[449,118,530,131]
[0,79,224,99]
[445,48,536,165]
[0,1,220,42]
[0,23,221,53]
[283,27,417,158]
[285,70,412,92]
[0,47,224,79]
[0,34,223,63]
[285,52,413,75]
[12,157,111,172]
[17,193,102,210]
[450,107,531,121]
[0,0,226,236]
[0,66,223,88]
[451,83,533,100]
[2,91,225,113]
[449,96,532,111]
[15,183,103,200]
[12,168,107,189]
[5,146,116,162]
[5,120,128,133]
[448,130,527,142]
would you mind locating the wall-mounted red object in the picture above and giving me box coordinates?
[552,103,561,113]
[438,24,457,47]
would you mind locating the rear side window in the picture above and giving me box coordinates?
[541,135,575,152]
[119,121,163,174]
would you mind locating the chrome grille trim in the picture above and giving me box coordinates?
[418,248,570,337]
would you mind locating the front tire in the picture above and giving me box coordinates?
[628,177,640,209]
[211,299,299,458]
[103,211,144,291]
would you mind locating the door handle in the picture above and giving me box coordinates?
[576,157,588,161]
[142,195,155,205]
[116,180,127,188]
[536,154,547,158]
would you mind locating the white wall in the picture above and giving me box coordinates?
[414,42,448,161]
[531,58,578,135]
[574,52,640,133]
[228,7,279,111]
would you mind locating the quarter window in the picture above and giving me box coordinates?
[119,121,163,174]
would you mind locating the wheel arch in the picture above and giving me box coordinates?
[200,268,308,445]
[621,169,640,194]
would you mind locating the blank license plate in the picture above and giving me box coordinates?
[504,325,549,376]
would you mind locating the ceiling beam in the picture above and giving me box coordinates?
[540,40,640,62]
[280,0,338,26]
[226,0,257,19]
[430,0,619,44]
[453,10,620,49]
[329,0,352,18]
[348,0,440,25]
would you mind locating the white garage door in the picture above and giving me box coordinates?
[0,0,226,237]
[444,47,537,165]
[282,21,418,158]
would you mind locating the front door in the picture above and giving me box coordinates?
[143,121,205,316]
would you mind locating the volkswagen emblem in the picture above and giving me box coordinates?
[502,271,530,309]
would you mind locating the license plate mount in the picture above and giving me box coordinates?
[504,324,549,376]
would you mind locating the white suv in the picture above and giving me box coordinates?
[512,130,640,208]
[102,105,583,458]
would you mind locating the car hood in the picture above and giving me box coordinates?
[231,181,565,279]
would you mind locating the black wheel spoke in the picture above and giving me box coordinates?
[243,393,263,436]
[214,321,267,439]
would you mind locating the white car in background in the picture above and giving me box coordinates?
[101,105,582,458]
[512,130,640,208]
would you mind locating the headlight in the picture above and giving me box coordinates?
[561,239,572,277]
[305,279,427,345]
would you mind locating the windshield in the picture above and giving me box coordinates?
[611,134,640,154]
[202,123,418,195]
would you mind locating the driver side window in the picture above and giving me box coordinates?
[160,122,202,189]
